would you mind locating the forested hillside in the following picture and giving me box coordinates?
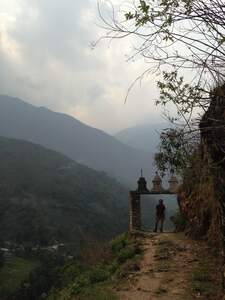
[0,136,128,247]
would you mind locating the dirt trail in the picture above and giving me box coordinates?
[115,232,221,300]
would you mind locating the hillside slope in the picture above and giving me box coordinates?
[0,95,152,184]
[115,123,169,152]
[0,136,128,246]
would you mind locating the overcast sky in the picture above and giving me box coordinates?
[0,0,165,133]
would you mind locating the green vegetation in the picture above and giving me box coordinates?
[0,136,128,247]
[111,234,140,264]
[0,256,39,298]
[75,285,118,300]
[0,249,81,300]
[0,137,129,299]
[155,286,168,295]
[100,0,225,176]
[170,210,186,232]
[190,264,214,297]
[47,233,142,300]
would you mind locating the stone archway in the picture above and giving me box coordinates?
[129,172,178,231]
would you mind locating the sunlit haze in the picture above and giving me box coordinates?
[0,0,166,133]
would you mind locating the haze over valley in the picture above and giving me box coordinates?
[0,95,161,185]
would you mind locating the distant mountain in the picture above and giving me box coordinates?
[115,123,170,152]
[0,95,152,185]
[0,136,128,246]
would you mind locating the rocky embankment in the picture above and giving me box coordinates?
[177,86,225,286]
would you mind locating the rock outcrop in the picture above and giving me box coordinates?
[178,85,225,283]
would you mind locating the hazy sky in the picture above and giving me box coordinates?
[0,0,165,133]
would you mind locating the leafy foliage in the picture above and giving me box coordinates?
[0,256,40,299]
[47,233,141,300]
[170,210,186,232]
[154,128,198,175]
[119,0,225,81]
[157,71,204,119]
[99,0,225,174]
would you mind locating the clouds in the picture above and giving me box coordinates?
[0,0,163,132]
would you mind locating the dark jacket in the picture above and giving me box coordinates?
[156,203,165,217]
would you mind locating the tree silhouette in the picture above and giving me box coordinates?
[98,0,225,172]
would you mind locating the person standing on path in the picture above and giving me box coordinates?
[154,199,166,232]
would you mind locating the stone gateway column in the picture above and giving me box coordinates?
[129,191,141,231]
[168,173,179,193]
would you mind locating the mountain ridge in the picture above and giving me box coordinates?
[0,95,152,185]
[114,122,169,152]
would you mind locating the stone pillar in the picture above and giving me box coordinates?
[137,176,149,193]
[129,191,141,231]
[151,172,163,193]
[168,175,179,193]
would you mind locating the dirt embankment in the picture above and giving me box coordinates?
[115,232,223,300]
